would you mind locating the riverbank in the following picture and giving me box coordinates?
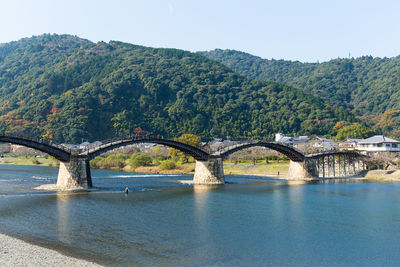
[133,163,195,174]
[3,156,399,182]
[0,233,101,266]
[0,157,290,176]
[0,156,58,167]
[223,162,288,175]
[126,162,289,176]
[365,169,400,182]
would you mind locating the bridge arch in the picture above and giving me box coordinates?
[215,142,305,162]
[0,136,71,162]
[84,138,210,161]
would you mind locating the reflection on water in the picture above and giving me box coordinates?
[193,184,222,259]
[0,165,400,266]
[56,192,74,244]
[193,184,221,222]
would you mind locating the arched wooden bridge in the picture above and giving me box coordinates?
[0,135,369,188]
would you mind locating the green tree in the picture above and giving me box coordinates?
[159,159,177,170]
[0,34,356,143]
[168,134,201,163]
[335,123,375,140]
[128,153,153,169]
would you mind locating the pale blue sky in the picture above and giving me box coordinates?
[1,0,399,62]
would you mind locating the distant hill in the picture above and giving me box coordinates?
[0,34,354,143]
[200,49,400,137]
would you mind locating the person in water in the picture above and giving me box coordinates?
[124,186,129,194]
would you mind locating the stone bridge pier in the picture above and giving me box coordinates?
[57,156,92,189]
[192,157,320,184]
[193,157,225,184]
[287,159,318,180]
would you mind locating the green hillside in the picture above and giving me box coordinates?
[0,34,354,143]
[200,49,400,137]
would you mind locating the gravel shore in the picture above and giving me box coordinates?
[0,233,102,267]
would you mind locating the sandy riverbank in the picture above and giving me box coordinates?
[0,233,102,267]
[364,169,400,182]
[134,163,290,176]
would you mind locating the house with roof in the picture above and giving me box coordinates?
[356,135,400,152]
[312,136,338,151]
[338,138,362,150]
[207,139,236,152]
[275,133,310,147]
[79,141,91,149]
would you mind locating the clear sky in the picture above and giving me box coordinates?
[1,0,399,62]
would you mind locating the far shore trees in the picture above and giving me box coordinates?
[168,134,201,163]
[334,122,375,140]
[0,34,353,143]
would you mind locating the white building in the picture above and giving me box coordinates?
[356,135,400,152]
[275,133,310,147]
[338,138,362,150]
[79,141,91,149]
[208,139,236,151]
[313,136,338,151]
[275,133,285,142]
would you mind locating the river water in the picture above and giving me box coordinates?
[0,164,400,266]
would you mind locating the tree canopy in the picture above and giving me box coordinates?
[201,49,400,138]
[0,34,355,143]
[334,123,375,140]
[169,134,202,163]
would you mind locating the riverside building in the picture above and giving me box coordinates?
[356,135,400,152]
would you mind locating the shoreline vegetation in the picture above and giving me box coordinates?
[0,152,290,176]
[1,153,400,181]
[88,149,292,176]
[0,155,59,167]
[364,169,400,182]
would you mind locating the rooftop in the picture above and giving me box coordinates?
[358,135,400,144]
[315,136,334,142]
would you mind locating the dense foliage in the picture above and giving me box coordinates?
[200,49,400,137]
[168,134,202,163]
[90,153,126,169]
[0,34,354,143]
[128,153,153,168]
[159,159,177,170]
[334,123,375,140]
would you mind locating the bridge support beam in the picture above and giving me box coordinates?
[193,158,225,185]
[56,157,92,189]
[288,159,318,180]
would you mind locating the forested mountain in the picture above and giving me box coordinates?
[200,49,400,137]
[0,34,354,143]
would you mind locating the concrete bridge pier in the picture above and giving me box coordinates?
[56,156,92,189]
[193,157,225,184]
[287,159,318,180]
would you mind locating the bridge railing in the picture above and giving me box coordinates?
[304,148,344,157]
[208,139,300,155]
[0,134,77,154]
[305,148,367,159]
[79,134,181,155]
[0,133,286,157]
[81,135,271,156]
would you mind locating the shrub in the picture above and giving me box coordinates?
[129,153,153,168]
[159,159,177,170]
[103,154,126,169]
[90,154,126,169]
[90,156,104,168]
